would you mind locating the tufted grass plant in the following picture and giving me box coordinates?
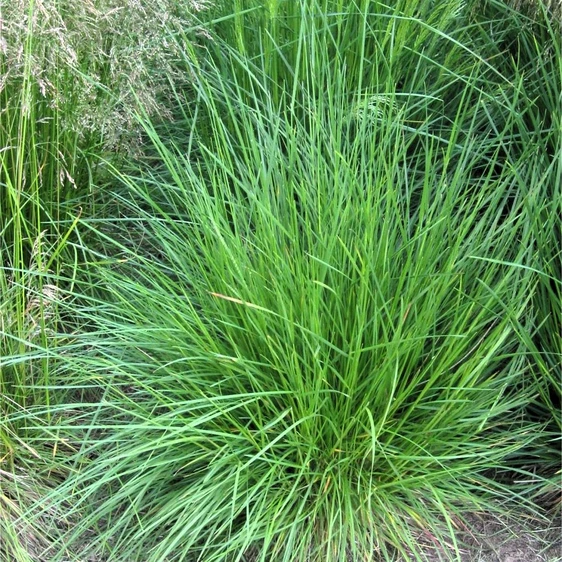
[33,4,554,560]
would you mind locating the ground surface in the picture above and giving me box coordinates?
[399,511,561,562]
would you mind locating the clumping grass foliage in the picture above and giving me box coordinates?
[1,1,560,561]
[34,3,557,561]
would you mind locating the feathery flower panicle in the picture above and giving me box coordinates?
[0,0,210,154]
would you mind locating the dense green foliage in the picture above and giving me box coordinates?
[1,1,560,561]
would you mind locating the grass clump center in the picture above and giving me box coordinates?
[43,5,551,560]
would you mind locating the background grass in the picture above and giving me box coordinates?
[1,0,560,561]
[0,0,202,558]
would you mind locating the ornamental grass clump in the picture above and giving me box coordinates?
[38,4,550,560]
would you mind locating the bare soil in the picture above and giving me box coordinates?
[399,511,561,562]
